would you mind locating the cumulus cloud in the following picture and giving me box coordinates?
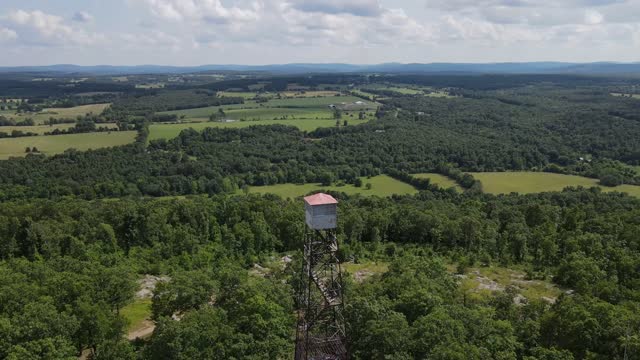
[137,0,435,47]
[140,0,260,23]
[0,27,18,42]
[4,10,102,46]
[584,9,604,25]
[72,11,94,23]
[287,0,382,17]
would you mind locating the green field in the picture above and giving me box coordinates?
[472,172,640,197]
[121,299,152,332]
[159,96,375,120]
[364,85,423,95]
[148,118,369,141]
[1,104,111,124]
[244,175,418,198]
[0,123,75,134]
[219,91,341,99]
[413,173,462,191]
[0,123,118,135]
[0,131,137,159]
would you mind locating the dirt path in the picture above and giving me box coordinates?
[127,320,156,340]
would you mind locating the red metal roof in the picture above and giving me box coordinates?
[304,193,338,206]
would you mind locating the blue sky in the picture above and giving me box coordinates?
[0,0,638,66]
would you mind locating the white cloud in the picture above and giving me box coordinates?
[140,0,260,23]
[5,10,102,46]
[0,27,18,42]
[584,9,604,25]
[286,0,382,17]
[137,0,435,47]
[72,11,94,23]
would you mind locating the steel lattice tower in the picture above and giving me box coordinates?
[295,194,347,360]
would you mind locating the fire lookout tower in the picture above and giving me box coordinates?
[295,193,347,360]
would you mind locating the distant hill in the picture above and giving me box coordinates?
[0,62,639,75]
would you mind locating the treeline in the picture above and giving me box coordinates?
[546,158,640,186]
[386,168,482,193]
[105,90,244,119]
[0,130,38,138]
[44,120,118,136]
[0,116,35,126]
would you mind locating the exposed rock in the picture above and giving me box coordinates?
[136,275,170,299]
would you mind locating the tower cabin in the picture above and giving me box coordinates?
[304,193,338,230]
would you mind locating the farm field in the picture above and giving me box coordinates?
[363,85,423,95]
[0,123,118,135]
[471,171,640,197]
[219,90,341,99]
[413,173,462,191]
[1,103,111,124]
[148,118,369,140]
[0,123,75,134]
[159,95,375,120]
[0,131,137,159]
[243,175,418,198]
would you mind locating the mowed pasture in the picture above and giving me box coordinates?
[0,131,137,159]
[0,123,118,135]
[218,90,341,99]
[0,123,75,134]
[149,118,370,141]
[151,94,377,140]
[1,103,111,124]
[413,173,462,191]
[243,175,418,198]
[471,172,640,197]
[159,95,375,120]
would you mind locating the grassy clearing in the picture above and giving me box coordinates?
[121,299,152,332]
[148,118,370,141]
[471,172,640,198]
[472,172,600,194]
[605,185,640,198]
[2,104,111,124]
[243,175,418,198]
[413,173,461,191]
[456,265,563,302]
[342,262,389,282]
[0,131,137,159]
